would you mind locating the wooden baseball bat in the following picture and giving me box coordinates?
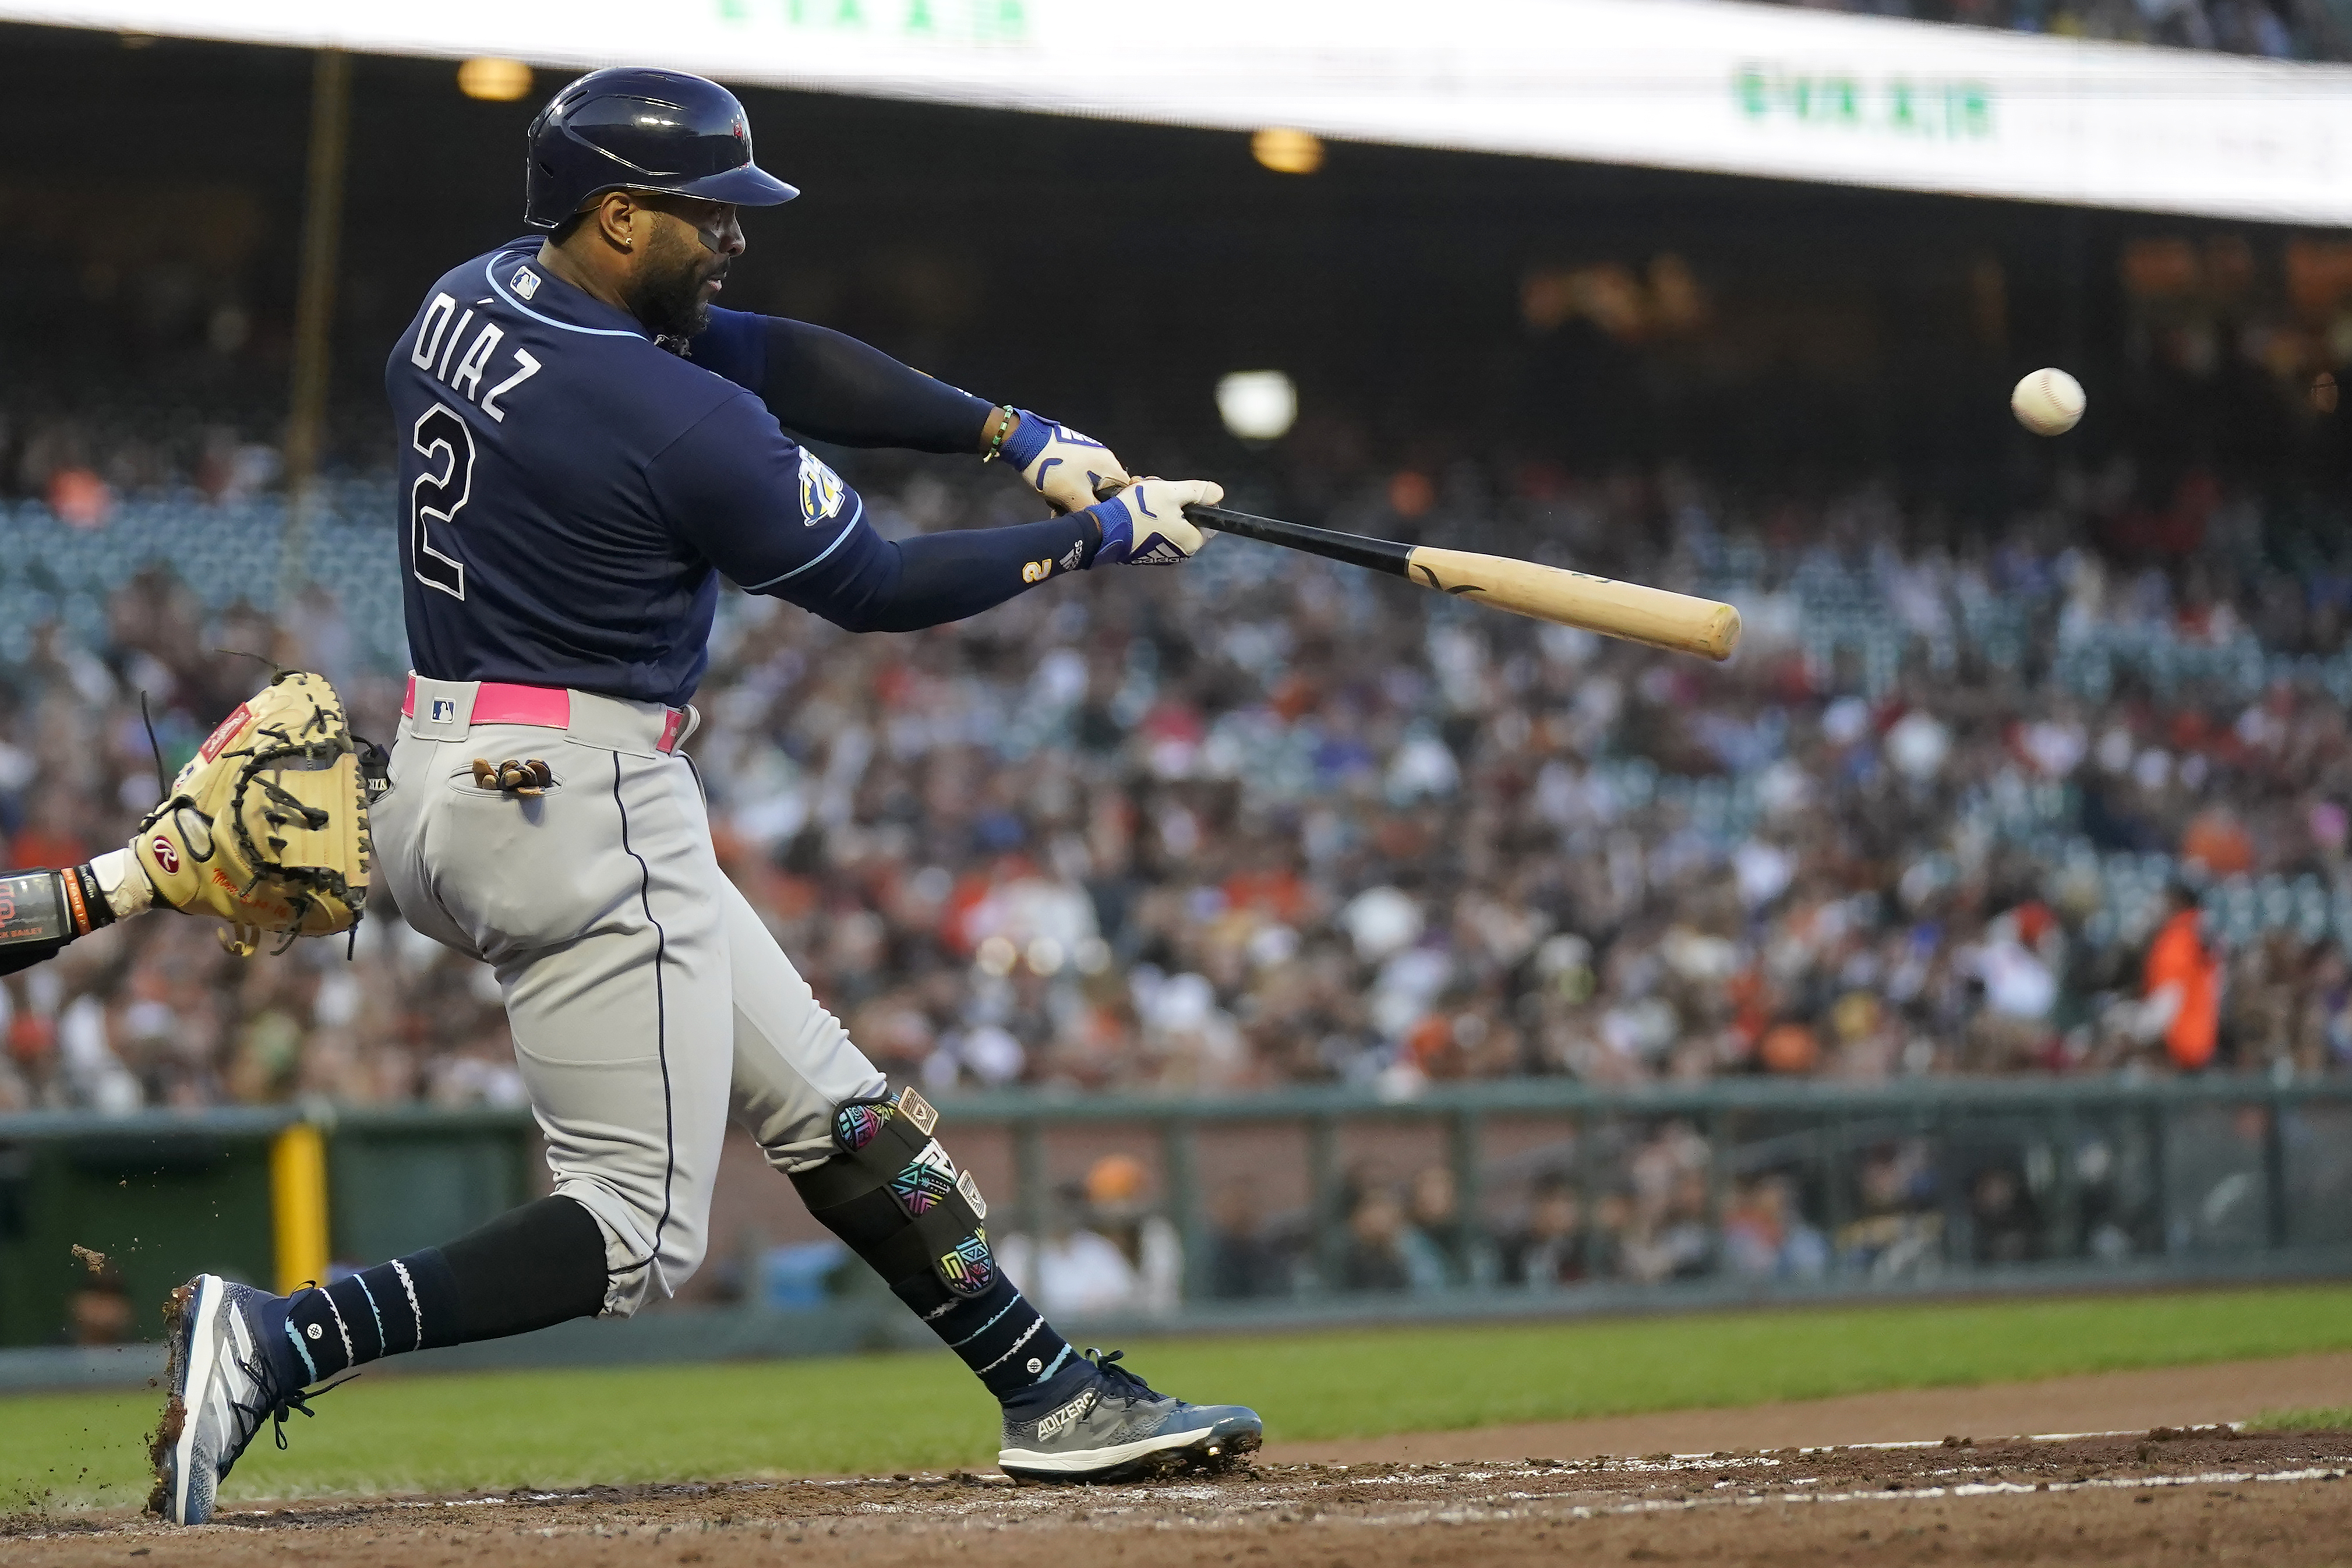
[1182,504,1742,662]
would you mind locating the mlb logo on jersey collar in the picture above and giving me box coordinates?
[511,266,542,301]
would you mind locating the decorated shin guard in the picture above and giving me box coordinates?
[791,1088,1072,1400]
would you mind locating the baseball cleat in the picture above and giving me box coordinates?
[998,1347,1262,1483]
[151,1274,320,1524]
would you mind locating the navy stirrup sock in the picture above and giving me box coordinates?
[267,1251,460,1387]
[907,1271,1075,1403]
[264,1195,609,1387]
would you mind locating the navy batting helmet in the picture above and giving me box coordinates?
[524,68,798,231]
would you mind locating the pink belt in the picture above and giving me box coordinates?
[403,676,688,754]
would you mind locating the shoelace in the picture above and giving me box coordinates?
[1084,1348,1165,1407]
[222,1341,357,1468]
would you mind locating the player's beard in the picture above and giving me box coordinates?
[624,224,726,342]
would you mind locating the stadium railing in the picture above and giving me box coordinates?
[3,1075,2348,1384]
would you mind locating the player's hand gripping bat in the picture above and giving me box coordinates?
[1181,504,1742,661]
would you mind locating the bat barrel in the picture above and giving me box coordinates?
[1183,504,1741,662]
[1408,545,1742,661]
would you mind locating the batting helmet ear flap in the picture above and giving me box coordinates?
[525,67,799,231]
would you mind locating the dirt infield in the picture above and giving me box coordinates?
[1265,1349,2352,1464]
[7,1428,2349,1567]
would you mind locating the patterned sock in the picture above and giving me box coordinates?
[267,1249,461,1387]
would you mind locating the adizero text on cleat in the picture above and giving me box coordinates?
[153,1274,324,1524]
[997,1347,1262,1483]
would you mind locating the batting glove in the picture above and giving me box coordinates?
[1086,478,1221,566]
[998,409,1131,515]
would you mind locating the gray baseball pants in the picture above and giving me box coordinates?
[375,674,885,1316]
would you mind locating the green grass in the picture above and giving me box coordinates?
[2248,1407,2352,1431]
[8,1283,2352,1512]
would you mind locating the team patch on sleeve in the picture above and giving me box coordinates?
[796,448,847,526]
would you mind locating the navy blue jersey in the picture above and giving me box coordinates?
[384,240,864,707]
[387,240,1105,707]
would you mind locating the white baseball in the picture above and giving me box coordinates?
[2011,368,2086,436]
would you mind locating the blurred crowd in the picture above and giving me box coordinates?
[913,1114,2175,1314]
[1,442,2350,1120]
[1749,0,2346,59]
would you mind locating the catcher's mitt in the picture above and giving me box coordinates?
[132,670,376,955]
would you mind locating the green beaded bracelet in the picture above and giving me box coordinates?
[981,404,1016,462]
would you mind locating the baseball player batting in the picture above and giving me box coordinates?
[137,68,1258,1522]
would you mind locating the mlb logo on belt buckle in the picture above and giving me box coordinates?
[432,698,457,722]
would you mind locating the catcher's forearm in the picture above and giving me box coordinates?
[0,852,155,977]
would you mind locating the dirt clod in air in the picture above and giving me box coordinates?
[144,1284,194,1518]
[69,1245,106,1273]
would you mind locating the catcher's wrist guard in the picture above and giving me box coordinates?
[0,863,118,977]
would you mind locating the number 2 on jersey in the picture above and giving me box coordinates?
[411,403,474,600]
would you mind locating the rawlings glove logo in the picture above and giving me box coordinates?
[197,704,252,764]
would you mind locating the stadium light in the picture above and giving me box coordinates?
[457,58,534,101]
[1251,128,1323,175]
[1217,370,1297,441]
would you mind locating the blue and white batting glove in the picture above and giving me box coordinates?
[1086,478,1222,566]
[998,409,1132,515]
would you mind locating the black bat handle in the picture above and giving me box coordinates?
[1183,504,1415,580]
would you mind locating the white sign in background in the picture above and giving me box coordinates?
[6,0,2350,224]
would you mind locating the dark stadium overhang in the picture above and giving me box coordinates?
[2,0,2351,225]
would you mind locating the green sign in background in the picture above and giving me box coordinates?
[1736,65,1994,138]
[713,0,1029,44]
